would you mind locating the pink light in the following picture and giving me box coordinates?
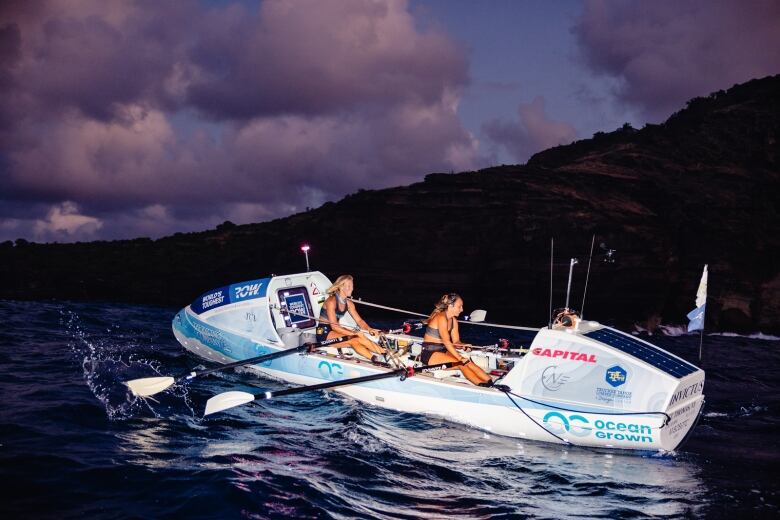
[300,244,310,252]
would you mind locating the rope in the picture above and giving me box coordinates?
[501,388,572,445]
[270,303,363,334]
[349,298,428,318]
[351,298,540,332]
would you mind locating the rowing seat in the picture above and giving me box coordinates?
[319,345,357,358]
[277,327,316,348]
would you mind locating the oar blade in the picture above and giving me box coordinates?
[204,391,255,416]
[468,309,487,322]
[126,376,175,397]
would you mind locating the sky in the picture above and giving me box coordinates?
[1,0,778,243]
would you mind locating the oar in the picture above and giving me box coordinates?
[464,338,512,351]
[125,334,355,397]
[204,361,463,416]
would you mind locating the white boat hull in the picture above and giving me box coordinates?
[171,273,706,453]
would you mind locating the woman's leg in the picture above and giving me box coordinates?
[327,332,381,360]
[428,352,487,386]
[356,333,385,355]
[460,360,492,383]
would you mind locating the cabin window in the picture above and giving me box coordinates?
[277,286,316,329]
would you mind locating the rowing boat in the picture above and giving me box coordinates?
[165,271,705,452]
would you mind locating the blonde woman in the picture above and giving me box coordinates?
[316,275,386,361]
[422,293,493,386]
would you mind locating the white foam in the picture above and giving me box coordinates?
[708,332,780,341]
[658,324,688,337]
[633,319,780,341]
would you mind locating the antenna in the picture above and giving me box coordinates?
[300,244,311,272]
[548,238,554,329]
[580,234,596,320]
[564,258,579,310]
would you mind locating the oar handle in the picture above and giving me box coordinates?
[385,322,424,334]
[182,334,355,381]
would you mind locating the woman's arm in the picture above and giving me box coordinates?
[450,321,472,349]
[438,316,466,361]
[347,301,379,335]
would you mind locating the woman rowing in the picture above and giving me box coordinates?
[422,293,493,387]
[316,275,387,361]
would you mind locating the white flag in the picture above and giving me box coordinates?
[687,265,708,332]
[695,265,708,308]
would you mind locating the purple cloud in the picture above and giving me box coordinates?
[0,0,483,242]
[482,96,577,163]
[574,0,780,120]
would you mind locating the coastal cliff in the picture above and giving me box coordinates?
[2,75,778,332]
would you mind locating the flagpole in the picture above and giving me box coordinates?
[698,329,703,361]
[687,264,708,363]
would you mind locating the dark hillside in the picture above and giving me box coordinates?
[2,74,779,332]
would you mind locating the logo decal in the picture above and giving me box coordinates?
[201,290,225,310]
[542,411,590,437]
[669,381,704,406]
[311,282,320,295]
[605,365,627,387]
[531,348,597,363]
[318,360,344,379]
[541,365,570,391]
[234,283,262,299]
[542,412,654,443]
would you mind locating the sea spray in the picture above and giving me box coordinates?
[61,308,197,420]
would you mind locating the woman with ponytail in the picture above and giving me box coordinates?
[421,293,493,387]
[316,275,387,362]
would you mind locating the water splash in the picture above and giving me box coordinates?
[61,308,197,420]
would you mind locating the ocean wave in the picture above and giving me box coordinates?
[632,322,780,340]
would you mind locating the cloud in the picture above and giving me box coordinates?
[32,201,103,241]
[187,0,470,119]
[482,96,577,163]
[0,0,484,242]
[573,0,780,120]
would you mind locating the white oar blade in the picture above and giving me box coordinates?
[204,391,255,416]
[125,376,175,397]
[469,309,487,322]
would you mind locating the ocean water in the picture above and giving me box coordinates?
[0,299,777,519]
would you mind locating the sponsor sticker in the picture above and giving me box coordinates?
[595,387,633,404]
[233,282,263,300]
[605,365,627,387]
[201,290,225,310]
[542,411,654,443]
[531,348,597,363]
[541,365,570,391]
[669,380,704,406]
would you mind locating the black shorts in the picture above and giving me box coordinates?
[420,342,446,364]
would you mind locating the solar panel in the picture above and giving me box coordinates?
[584,328,699,378]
